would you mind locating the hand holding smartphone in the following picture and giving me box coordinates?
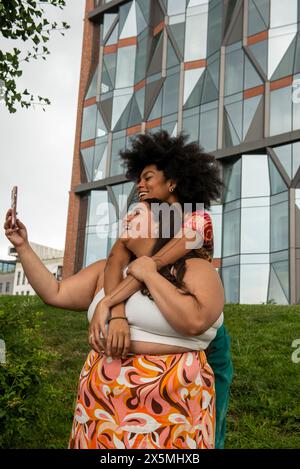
[11,186,18,229]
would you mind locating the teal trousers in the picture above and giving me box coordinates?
[206,324,233,449]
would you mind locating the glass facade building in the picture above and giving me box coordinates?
[64,0,300,304]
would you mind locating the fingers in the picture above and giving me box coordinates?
[122,333,131,359]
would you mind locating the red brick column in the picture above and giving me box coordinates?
[63,0,99,278]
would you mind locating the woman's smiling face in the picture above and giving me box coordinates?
[137,165,178,204]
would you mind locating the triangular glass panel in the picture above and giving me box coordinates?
[294,33,300,74]
[103,53,117,87]
[248,40,268,75]
[271,35,297,82]
[268,28,296,80]
[101,59,113,94]
[96,108,108,137]
[207,54,220,90]
[93,142,107,181]
[120,0,137,39]
[223,0,238,39]
[105,22,119,45]
[184,68,205,105]
[248,0,268,36]
[184,70,206,110]
[86,68,98,100]
[128,95,142,127]
[274,144,292,179]
[268,156,288,195]
[268,265,289,304]
[292,142,300,179]
[168,22,185,56]
[147,32,163,76]
[167,38,180,69]
[148,88,163,120]
[136,0,148,34]
[223,112,234,147]
[114,97,133,131]
[243,95,262,140]
[135,86,145,118]
[135,32,148,84]
[119,1,132,38]
[136,0,151,24]
[253,0,269,27]
[145,78,164,119]
[225,101,243,142]
[112,92,132,129]
[103,13,118,41]
[201,69,219,104]
[272,261,289,300]
[244,55,263,89]
[81,147,94,182]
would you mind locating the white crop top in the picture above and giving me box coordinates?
[87,267,223,351]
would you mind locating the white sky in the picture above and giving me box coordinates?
[0,0,86,260]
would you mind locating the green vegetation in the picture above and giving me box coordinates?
[0,296,299,448]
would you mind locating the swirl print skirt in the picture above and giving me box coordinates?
[68,349,215,449]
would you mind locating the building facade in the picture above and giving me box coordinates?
[64,0,300,304]
[9,243,63,296]
[0,260,16,295]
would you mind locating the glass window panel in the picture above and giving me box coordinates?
[112,90,132,129]
[268,157,288,195]
[119,1,137,39]
[199,106,218,151]
[221,265,239,303]
[88,190,109,227]
[135,32,149,84]
[270,200,289,251]
[292,142,300,178]
[110,135,126,176]
[207,0,223,56]
[93,142,108,181]
[103,13,118,40]
[240,264,269,304]
[115,46,136,89]
[81,104,97,142]
[86,68,98,100]
[270,0,297,28]
[184,12,208,61]
[223,158,241,203]
[242,154,270,198]
[268,25,297,79]
[168,0,186,15]
[223,208,240,257]
[244,55,263,90]
[162,72,180,116]
[81,147,94,182]
[248,40,268,75]
[84,231,108,267]
[248,0,269,36]
[273,143,292,178]
[183,108,200,142]
[102,53,117,91]
[224,48,244,96]
[243,95,261,139]
[210,205,222,258]
[241,205,270,253]
[272,260,289,299]
[168,22,185,56]
[268,265,289,304]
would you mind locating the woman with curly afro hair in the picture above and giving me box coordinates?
[88,130,233,449]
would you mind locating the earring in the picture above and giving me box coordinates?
[169,186,175,193]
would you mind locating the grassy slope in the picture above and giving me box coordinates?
[1,296,300,448]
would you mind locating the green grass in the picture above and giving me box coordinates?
[0,296,299,448]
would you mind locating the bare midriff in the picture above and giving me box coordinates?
[99,339,194,355]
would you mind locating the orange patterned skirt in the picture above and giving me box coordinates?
[69,349,215,449]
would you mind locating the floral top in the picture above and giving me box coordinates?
[182,210,214,262]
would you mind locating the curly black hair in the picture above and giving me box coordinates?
[120,130,223,209]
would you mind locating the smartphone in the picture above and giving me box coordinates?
[11,186,18,228]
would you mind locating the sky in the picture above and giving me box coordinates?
[0,0,86,260]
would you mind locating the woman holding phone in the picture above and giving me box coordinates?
[4,130,233,449]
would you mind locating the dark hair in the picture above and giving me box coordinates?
[120,130,224,210]
[140,198,210,301]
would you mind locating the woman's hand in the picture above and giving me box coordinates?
[88,298,110,353]
[127,256,157,282]
[106,318,131,359]
[4,209,28,249]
